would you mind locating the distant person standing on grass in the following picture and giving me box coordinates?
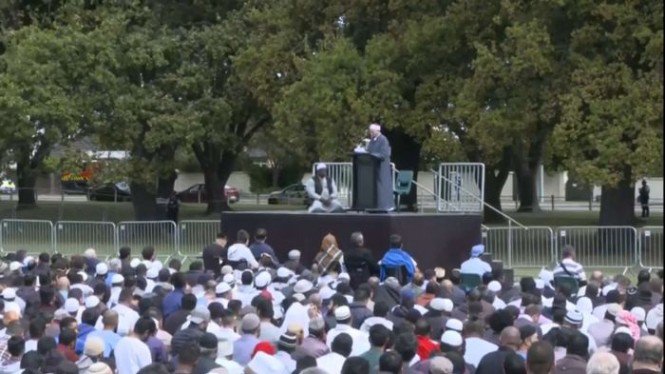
[638,179,650,218]
[167,191,180,222]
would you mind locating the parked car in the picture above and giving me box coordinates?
[177,183,239,204]
[0,179,16,194]
[267,183,312,206]
[88,182,132,201]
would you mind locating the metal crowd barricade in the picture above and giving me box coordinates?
[556,226,638,270]
[482,226,555,269]
[178,220,220,264]
[117,221,178,263]
[0,219,54,255]
[437,163,485,213]
[639,226,663,270]
[54,221,117,259]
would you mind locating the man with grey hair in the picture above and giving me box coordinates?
[365,123,394,211]
[586,351,620,374]
[631,336,663,374]
[344,232,379,289]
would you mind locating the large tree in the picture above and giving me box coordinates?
[551,1,663,225]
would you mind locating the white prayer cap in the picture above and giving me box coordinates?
[1,288,16,301]
[288,250,301,260]
[335,306,352,321]
[276,267,293,279]
[221,265,233,275]
[294,279,313,294]
[130,258,141,268]
[96,263,108,276]
[78,271,88,282]
[254,271,272,288]
[369,123,381,131]
[445,319,463,332]
[65,298,80,314]
[151,260,163,271]
[217,340,234,357]
[23,256,35,267]
[83,248,97,258]
[441,330,463,347]
[488,281,502,293]
[319,286,335,300]
[316,163,327,171]
[215,282,231,295]
[615,326,632,336]
[9,262,22,272]
[338,273,350,282]
[429,298,452,312]
[247,351,287,374]
[85,296,100,309]
[223,273,235,286]
[111,274,124,285]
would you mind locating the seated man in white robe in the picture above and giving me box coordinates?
[306,163,344,213]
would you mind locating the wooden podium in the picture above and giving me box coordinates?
[352,152,382,211]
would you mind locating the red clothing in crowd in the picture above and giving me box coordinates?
[416,334,440,360]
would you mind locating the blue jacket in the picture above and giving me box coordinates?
[380,248,416,282]
[75,323,96,355]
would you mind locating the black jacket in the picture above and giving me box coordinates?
[344,247,380,289]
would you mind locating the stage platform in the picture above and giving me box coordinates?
[220,211,482,272]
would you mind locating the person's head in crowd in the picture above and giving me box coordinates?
[168,258,182,273]
[335,305,353,326]
[189,306,211,331]
[118,247,131,261]
[394,332,417,365]
[561,245,576,261]
[8,335,25,360]
[368,324,391,351]
[134,317,156,342]
[177,342,200,372]
[81,308,99,327]
[331,332,353,358]
[241,313,260,337]
[521,277,537,293]
[632,336,663,372]
[170,272,186,290]
[637,269,651,286]
[610,331,633,355]
[305,316,325,342]
[136,363,170,374]
[198,332,218,360]
[440,330,464,354]
[389,234,403,250]
[59,317,77,333]
[567,331,589,360]
[141,246,155,262]
[585,282,599,300]
[504,352,527,374]
[21,351,43,372]
[500,326,522,351]
[586,352,620,374]
[350,231,364,249]
[526,341,554,374]
[83,336,104,361]
[295,355,318,373]
[379,350,403,374]
[236,229,250,245]
[519,324,538,353]
[101,309,119,332]
[58,328,77,350]
[28,318,46,341]
[462,319,485,339]
[341,357,370,374]
[489,309,514,335]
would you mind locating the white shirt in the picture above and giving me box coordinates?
[592,304,610,320]
[233,285,258,308]
[259,321,282,344]
[24,339,38,353]
[281,302,311,337]
[275,351,297,373]
[213,327,241,343]
[326,324,370,357]
[316,352,347,374]
[227,243,259,269]
[112,303,140,337]
[216,357,244,374]
[464,337,498,368]
[114,336,152,374]
[460,257,492,277]
[553,258,586,280]
[360,317,394,333]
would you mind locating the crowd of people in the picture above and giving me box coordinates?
[0,228,661,374]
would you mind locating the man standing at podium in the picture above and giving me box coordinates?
[366,124,395,211]
[306,163,345,213]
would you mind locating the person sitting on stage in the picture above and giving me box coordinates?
[305,163,344,213]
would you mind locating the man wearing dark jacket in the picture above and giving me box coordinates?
[349,287,373,329]
[475,326,522,374]
[171,307,210,360]
[192,333,221,374]
[344,232,379,289]
[202,233,227,277]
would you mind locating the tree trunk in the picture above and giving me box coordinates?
[599,168,635,226]
[482,149,512,223]
[216,151,238,212]
[514,160,541,212]
[130,182,158,221]
[16,159,37,207]
[155,172,177,220]
[202,168,225,214]
[384,128,421,211]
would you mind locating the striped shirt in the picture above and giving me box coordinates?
[553,258,586,280]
